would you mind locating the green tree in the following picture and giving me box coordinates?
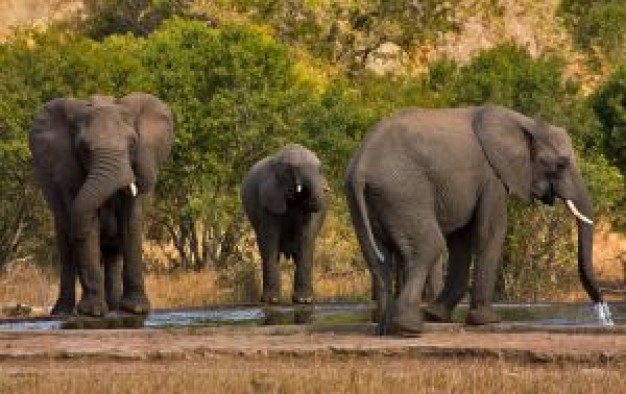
[592,64,626,173]
[79,0,192,39]
[559,0,626,65]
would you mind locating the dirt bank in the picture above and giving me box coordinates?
[0,323,624,365]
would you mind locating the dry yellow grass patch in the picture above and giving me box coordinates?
[0,258,56,309]
[0,356,625,394]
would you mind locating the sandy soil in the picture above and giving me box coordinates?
[0,323,624,366]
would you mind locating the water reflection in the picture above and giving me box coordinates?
[0,302,622,331]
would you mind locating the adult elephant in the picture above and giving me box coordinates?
[241,144,327,304]
[29,93,174,316]
[345,105,605,335]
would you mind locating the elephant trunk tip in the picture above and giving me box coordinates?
[594,301,614,326]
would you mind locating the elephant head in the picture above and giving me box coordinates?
[29,93,173,239]
[260,143,327,215]
[473,105,602,303]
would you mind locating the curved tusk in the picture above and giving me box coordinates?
[296,184,303,193]
[129,182,138,197]
[565,199,593,225]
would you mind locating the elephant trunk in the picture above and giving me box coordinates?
[305,177,326,213]
[562,175,602,304]
[72,149,135,239]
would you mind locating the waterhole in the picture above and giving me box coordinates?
[0,302,623,330]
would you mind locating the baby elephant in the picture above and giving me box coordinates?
[241,144,327,304]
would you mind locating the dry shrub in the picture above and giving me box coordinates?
[0,257,55,309]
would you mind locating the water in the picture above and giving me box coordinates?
[0,302,623,330]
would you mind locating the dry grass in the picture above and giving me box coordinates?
[0,258,56,308]
[0,258,371,313]
[0,356,624,394]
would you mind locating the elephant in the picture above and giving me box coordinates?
[345,105,605,335]
[29,93,173,316]
[241,143,327,304]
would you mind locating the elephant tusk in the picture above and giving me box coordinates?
[564,199,593,225]
[129,182,138,197]
[296,184,303,193]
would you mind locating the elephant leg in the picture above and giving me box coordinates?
[393,223,445,334]
[52,211,76,315]
[394,254,404,298]
[258,225,281,304]
[102,245,122,311]
[422,255,443,303]
[292,239,314,304]
[118,194,150,314]
[370,254,402,300]
[74,215,108,317]
[372,245,393,335]
[424,227,473,322]
[466,182,507,326]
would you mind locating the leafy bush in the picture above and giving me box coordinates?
[78,0,192,39]
[592,64,626,173]
[559,0,626,64]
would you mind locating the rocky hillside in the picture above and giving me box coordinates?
[0,0,614,89]
[0,0,79,37]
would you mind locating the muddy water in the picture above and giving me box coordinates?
[0,302,623,330]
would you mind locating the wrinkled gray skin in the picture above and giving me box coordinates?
[345,106,602,335]
[29,93,173,316]
[241,144,327,304]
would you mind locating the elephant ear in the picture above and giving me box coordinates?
[473,106,534,201]
[259,159,287,215]
[28,98,89,191]
[118,92,174,194]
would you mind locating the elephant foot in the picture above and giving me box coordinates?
[466,306,501,326]
[261,292,280,304]
[423,303,452,323]
[120,293,151,315]
[50,300,75,316]
[375,309,394,336]
[106,296,121,312]
[76,296,108,317]
[292,295,314,304]
[392,307,424,336]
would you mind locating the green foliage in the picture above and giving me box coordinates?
[559,0,626,64]
[79,0,191,39]
[225,0,459,70]
[592,64,626,173]
[449,44,565,115]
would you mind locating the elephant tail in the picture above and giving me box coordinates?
[345,165,385,266]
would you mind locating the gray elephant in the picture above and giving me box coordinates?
[345,105,604,335]
[241,144,327,304]
[29,93,173,316]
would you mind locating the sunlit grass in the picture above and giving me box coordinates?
[0,356,624,394]
[0,257,371,313]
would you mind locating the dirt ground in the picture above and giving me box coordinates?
[0,322,624,393]
[0,322,624,364]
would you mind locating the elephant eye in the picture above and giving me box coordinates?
[556,156,569,170]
